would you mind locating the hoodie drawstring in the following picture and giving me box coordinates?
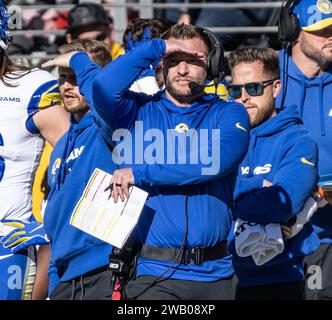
[282,49,328,137]
[56,115,92,189]
[298,79,325,136]
[248,133,257,177]
[298,81,306,119]
[56,125,74,189]
[319,80,326,136]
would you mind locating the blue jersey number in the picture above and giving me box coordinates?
[0,133,4,182]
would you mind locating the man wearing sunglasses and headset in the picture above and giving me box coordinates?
[227,47,320,300]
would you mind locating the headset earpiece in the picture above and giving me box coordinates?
[278,0,300,46]
[197,27,225,86]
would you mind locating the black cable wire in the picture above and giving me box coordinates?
[280,43,290,109]
[70,279,75,300]
[127,193,189,300]
[80,276,85,300]
[127,86,219,300]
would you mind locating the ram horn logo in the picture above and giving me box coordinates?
[317,0,332,14]
[51,158,61,175]
[174,123,189,133]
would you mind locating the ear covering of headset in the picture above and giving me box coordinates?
[278,0,300,46]
[198,27,226,87]
[161,26,225,87]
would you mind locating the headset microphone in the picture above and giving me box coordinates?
[189,81,204,95]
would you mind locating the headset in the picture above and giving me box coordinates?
[278,0,300,46]
[278,0,300,108]
[161,26,225,87]
[127,26,225,300]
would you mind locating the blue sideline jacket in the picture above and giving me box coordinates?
[43,60,117,293]
[69,39,251,281]
[229,105,320,286]
[277,50,332,244]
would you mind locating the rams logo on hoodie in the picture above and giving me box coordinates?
[51,158,61,176]
[174,123,189,133]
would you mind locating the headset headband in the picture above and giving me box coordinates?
[278,0,300,46]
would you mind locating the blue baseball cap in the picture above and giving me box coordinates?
[293,0,332,31]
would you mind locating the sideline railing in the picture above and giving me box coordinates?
[9,1,282,64]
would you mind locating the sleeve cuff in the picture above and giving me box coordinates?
[235,176,264,201]
[69,51,91,71]
[25,113,40,134]
[132,166,146,186]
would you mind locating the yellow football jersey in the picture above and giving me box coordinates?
[111,41,125,60]
[204,80,229,101]
[32,143,52,222]
[0,69,61,222]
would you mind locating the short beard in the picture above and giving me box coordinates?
[64,104,89,115]
[300,38,332,68]
[63,96,89,115]
[250,103,275,129]
[166,78,205,105]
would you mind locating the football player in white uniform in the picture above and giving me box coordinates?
[0,2,69,299]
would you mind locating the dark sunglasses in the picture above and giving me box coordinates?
[228,78,279,99]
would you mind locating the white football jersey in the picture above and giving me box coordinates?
[0,68,61,221]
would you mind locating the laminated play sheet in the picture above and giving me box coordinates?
[70,168,148,248]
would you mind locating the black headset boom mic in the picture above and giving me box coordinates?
[188,81,205,95]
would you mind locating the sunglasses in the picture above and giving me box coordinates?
[228,78,279,99]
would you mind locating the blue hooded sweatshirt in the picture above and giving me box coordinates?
[69,38,251,282]
[277,50,332,243]
[228,105,320,286]
[43,58,117,293]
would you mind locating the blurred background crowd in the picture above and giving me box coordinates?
[3,0,282,68]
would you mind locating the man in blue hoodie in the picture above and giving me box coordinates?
[82,24,249,300]
[30,39,116,300]
[38,24,249,299]
[2,40,117,300]
[277,0,332,299]
[228,47,320,300]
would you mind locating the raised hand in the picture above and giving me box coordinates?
[164,39,206,61]
[41,51,80,69]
